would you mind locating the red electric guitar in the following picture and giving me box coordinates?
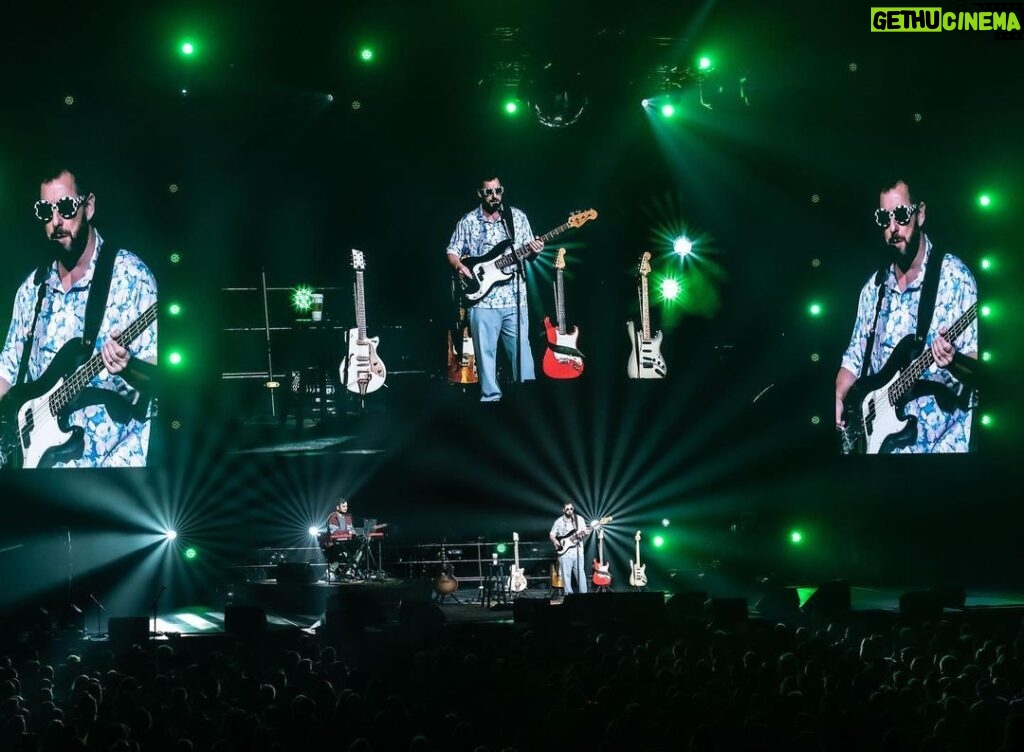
[542,248,584,378]
[591,528,612,587]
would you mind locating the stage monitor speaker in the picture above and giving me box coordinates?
[398,601,446,630]
[708,597,748,625]
[899,591,944,620]
[755,586,800,622]
[802,580,850,618]
[563,591,665,625]
[108,616,150,646]
[930,584,966,609]
[665,591,708,619]
[275,562,316,584]
[225,605,267,636]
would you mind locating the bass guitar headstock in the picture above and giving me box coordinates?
[554,247,567,270]
[567,209,598,229]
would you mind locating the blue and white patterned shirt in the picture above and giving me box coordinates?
[0,232,158,467]
[446,206,535,309]
[841,236,978,453]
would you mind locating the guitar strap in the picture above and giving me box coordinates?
[860,266,887,380]
[83,238,118,351]
[915,244,946,342]
[547,341,584,359]
[14,264,51,386]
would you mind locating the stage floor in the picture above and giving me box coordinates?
[81,583,1024,639]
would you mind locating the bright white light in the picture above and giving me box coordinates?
[308,526,319,537]
[662,518,671,527]
[673,236,693,256]
[641,98,650,107]
[165,530,178,541]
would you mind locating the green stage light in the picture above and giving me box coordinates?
[359,47,374,62]
[980,304,992,318]
[660,278,681,300]
[980,257,993,271]
[168,351,183,367]
[790,530,803,544]
[291,285,315,312]
[808,302,823,317]
[796,586,817,607]
[168,303,182,316]
[977,193,992,208]
[169,252,181,264]
[181,42,194,56]
[184,547,198,560]
[982,351,992,362]
[504,99,519,115]
[981,413,993,427]
[660,103,675,118]
[496,543,507,554]
[661,518,670,527]
[653,535,665,548]
[698,56,712,70]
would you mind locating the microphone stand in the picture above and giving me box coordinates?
[89,594,106,638]
[151,585,167,636]
[501,204,526,390]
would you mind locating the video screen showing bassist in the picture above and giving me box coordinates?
[835,178,981,454]
[446,176,543,402]
[0,163,158,468]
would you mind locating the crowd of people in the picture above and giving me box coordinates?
[2,601,1024,751]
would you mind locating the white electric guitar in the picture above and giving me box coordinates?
[627,252,667,379]
[508,532,528,593]
[628,530,648,587]
[339,249,387,396]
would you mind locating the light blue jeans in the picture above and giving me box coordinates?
[468,306,535,401]
[559,547,588,595]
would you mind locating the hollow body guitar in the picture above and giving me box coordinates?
[339,249,387,396]
[507,532,528,593]
[447,305,478,384]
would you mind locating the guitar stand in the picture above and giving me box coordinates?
[593,585,613,593]
[435,591,463,605]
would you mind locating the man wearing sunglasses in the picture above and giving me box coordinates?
[447,177,543,401]
[835,178,979,453]
[0,165,158,467]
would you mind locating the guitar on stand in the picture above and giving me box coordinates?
[627,252,667,379]
[458,210,598,305]
[591,528,612,589]
[629,531,648,589]
[433,541,460,603]
[339,249,387,399]
[542,248,584,379]
[507,532,528,595]
[447,304,478,385]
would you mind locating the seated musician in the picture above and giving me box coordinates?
[327,497,355,535]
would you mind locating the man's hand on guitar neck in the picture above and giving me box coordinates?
[526,237,544,256]
[102,328,157,394]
